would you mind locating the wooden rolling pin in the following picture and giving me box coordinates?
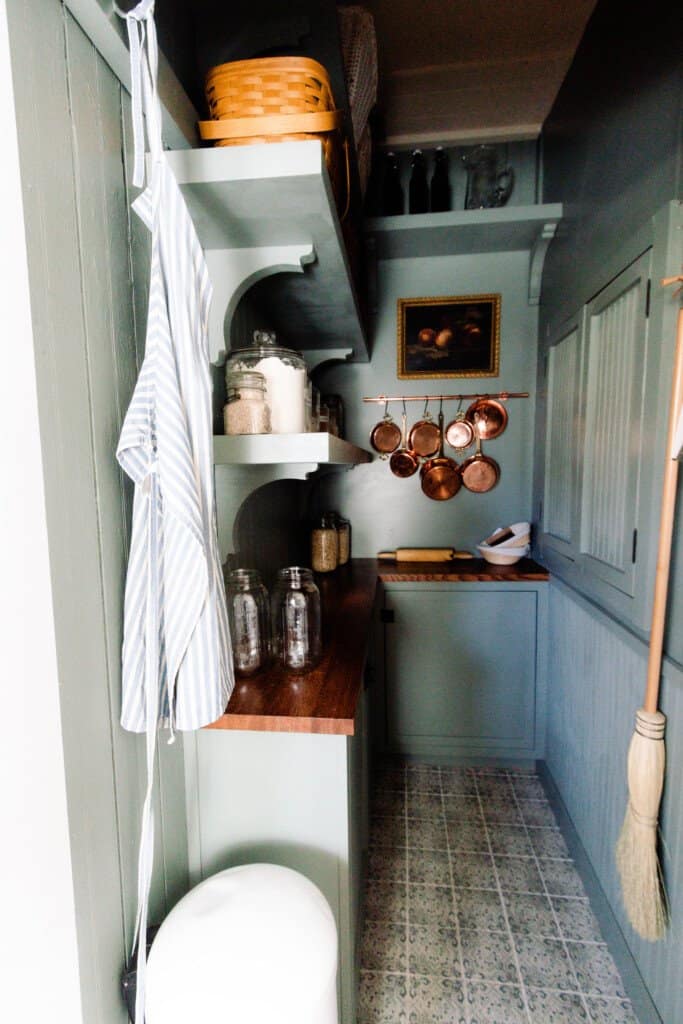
[378,547,472,562]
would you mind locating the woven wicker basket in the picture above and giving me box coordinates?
[199,57,348,216]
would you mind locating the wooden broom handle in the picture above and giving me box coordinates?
[643,282,683,713]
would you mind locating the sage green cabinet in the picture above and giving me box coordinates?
[377,583,547,763]
[183,691,369,1024]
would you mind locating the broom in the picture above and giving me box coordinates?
[616,275,683,941]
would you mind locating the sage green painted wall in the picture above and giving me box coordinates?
[6,3,190,1020]
[314,250,538,555]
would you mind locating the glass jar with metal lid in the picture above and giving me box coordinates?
[224,568,271,676]
[225,330,307,434]
[271,567,322,672]
[311,513,339,573]
[223,369,271,435]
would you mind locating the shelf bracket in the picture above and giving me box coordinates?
[205,244,315,364]
[528,222,558,306]
[214,463,319,560]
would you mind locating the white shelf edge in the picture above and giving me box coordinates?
[213,433,372,467]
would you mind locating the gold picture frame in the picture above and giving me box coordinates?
[397,293,501,379]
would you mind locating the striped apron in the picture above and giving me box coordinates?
[115,2,234,1017]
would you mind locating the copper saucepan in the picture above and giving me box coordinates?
[420,411,462,500]
[465,397,509,440]
[460,426,500,492]
[370,402,402,458]
[390,410,420,477]
[408,400,441,458]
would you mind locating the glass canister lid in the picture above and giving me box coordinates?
[228,329,305,366]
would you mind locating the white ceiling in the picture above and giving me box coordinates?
[364,0,598,145]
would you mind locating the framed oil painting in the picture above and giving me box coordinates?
[397,294,501,379]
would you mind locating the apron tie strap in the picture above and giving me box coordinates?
[115,0,161,187]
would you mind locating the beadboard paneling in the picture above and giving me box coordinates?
[547,580,683,1024]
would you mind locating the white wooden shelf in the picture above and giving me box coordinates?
[213,432,371,467]
[365,204,563,305]
[163,141,369,364]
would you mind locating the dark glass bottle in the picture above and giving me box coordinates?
[408,149,429,214]
[381,151,404,216]
[430,146,451,212]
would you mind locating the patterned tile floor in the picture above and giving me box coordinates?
[359,763,639,1024]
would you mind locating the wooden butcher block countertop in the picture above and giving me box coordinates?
[206,557,548,736]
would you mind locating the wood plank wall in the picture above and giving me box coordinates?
[6,2,189,1020]
[546,581,683,1024]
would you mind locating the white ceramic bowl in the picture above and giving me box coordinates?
[482,522,530,548]
[477,543,530,565]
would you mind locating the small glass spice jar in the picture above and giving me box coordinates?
[223,370,271,435]
[271,567,322,672]
[224,568,271,676]
[336,516,351,565]
[311,513,339,573]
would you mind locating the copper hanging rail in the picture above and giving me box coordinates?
[362,391,529,403]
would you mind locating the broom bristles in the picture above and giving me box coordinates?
[616,712,668,942]
[616,802,667,941]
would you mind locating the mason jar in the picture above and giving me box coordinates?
[311,513,339,573]
[224,568,271,676]
[271,567,322,672]
[225,330,307,434]
[223,370,271,435]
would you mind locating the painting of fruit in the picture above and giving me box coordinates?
[397,294,500,379]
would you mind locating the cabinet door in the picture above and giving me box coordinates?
[579,251,650,598]
[384,587,538,757]
[541,316,583,562]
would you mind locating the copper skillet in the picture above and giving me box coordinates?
[445,401,475,451]
[370,402,402,458]
[460,425,500,492]
[465,397,509,440]
[408,400,441,458]
[420,411,462,500]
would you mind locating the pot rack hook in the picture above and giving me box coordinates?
[383,398,390,420]
[422,397,431,418]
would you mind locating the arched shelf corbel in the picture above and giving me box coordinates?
[206,244,314,365]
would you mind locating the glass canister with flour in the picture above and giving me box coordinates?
[225,330,307,434]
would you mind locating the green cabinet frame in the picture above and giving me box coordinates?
[375,581,548,765]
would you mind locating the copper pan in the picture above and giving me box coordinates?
[445,403,475,451]
[408,400,440,457]
[420,411,461,500]
[460,427,500,492]
[370,402,401,458]
[465,397,508,440]
[390,411,420,478]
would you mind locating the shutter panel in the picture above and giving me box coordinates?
[579,251,650,597]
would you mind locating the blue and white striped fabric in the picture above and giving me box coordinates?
[117,0,233,735]
[115,2,233,1017]
[118,159,233,733]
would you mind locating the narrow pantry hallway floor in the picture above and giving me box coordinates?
[359,763,638,1024]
